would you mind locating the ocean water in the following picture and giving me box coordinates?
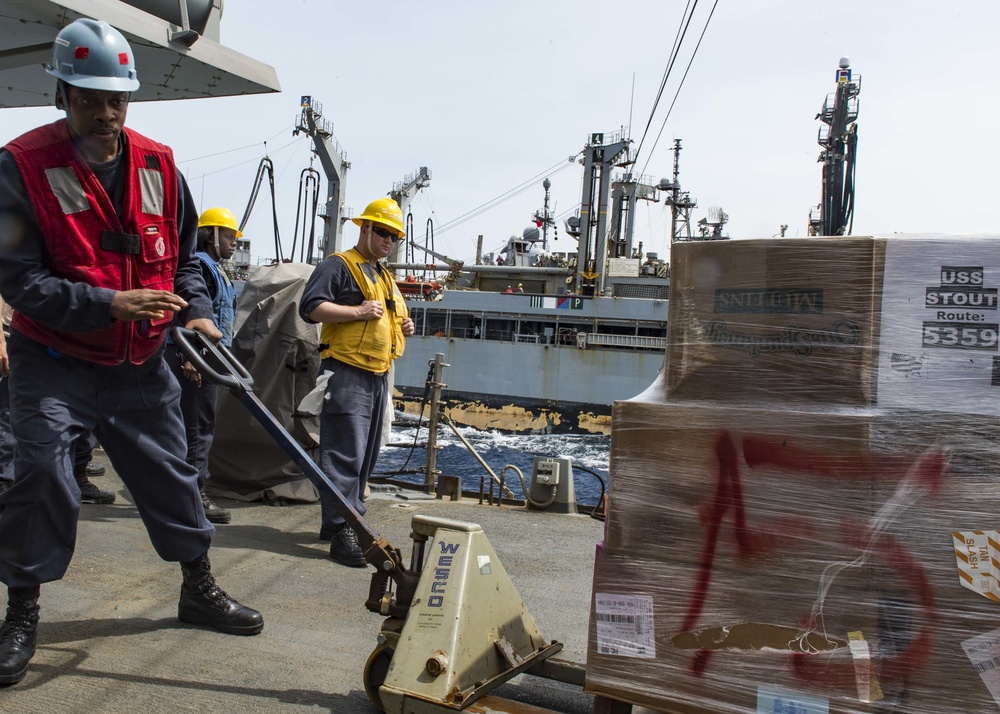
[374,418,610,507]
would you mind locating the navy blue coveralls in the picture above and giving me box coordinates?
[0,330,96,485]
[299,257,390,531]
[0,144,215,588]
[0,373,11,482]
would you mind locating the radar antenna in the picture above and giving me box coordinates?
[697,206,729,239]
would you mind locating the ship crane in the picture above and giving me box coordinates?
[809,57,861,236]
[390,167,432,217]
[387,235,573,293]
[610,172,661,259]
[575,131,631,295]
[389,167,432,268]
[293,97,351,257]
[396,238,466,287]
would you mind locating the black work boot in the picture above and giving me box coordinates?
[0,585,40,686]
[75,475,115,504]
[85,461,106,477]
[178,553,263,636]
[199,487,231,525]
[328,523,367,568]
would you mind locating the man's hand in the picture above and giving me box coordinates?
[401,317,415,337]
[111,289,187,321]
[181,359,202,387]
[356,300,384,320]
[184,317,223,345]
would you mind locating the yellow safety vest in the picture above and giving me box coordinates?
[319,248,408,373]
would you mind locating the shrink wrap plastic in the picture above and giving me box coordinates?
[586,236,1000,713]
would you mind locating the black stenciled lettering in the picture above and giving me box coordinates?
[940,266,985,286]
[706,319,860,357]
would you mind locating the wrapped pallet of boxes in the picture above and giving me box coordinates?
[586,236,1000,713]
[661,236,885,406]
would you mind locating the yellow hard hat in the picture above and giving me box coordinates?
[352,197,405,238]
[198,207,243,238]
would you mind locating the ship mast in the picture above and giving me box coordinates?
[530,177,557,250]
[809,57,861,236]
[659,139,697,242]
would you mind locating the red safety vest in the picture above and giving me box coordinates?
[5,120,179,365]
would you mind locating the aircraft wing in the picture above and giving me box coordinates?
[0,0,280,108]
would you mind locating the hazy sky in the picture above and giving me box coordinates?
[5,1,999,265]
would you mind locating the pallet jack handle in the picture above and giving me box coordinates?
[171,327,421,618]
[172,327,255,394]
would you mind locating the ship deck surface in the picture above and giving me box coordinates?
[0,453,617,714]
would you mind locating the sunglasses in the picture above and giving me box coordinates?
[371,225,401,242]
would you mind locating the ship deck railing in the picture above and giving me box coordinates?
[514,332,545,344]
[426,327,667,351]
[578,333,668,350]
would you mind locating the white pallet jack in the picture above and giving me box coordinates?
[174,329,588,713]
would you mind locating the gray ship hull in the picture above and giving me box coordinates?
[392,290,667,434]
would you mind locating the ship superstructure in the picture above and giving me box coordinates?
[389,132,677,434]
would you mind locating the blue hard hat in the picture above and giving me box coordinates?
[46,18,140,92]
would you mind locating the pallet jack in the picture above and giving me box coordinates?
[174,329,588,713]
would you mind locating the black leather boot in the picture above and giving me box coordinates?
[328,523,367,568]
[85,461,106,477]
[0,585,40,686]
[75,474,116,504]
[199,486,231,525]
[178,553,263,636]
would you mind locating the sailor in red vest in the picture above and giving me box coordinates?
[0,19,263,686]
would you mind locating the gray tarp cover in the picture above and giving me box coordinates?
[207,262,322,503]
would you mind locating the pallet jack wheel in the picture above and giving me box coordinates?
[364,644,394,712]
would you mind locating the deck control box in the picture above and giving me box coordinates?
[527,456,577,514]
[534,459,560,486]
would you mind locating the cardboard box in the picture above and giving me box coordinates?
[605,400,879,576]
[587,399,1000,713]
[586,547,995,714]
[663,237,885,406]
[588,549,883,714]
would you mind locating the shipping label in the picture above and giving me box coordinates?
[593,593,655,659]
[879,238,1000,413]
[962,627,1000,708]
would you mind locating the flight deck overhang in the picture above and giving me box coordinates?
[0,0,280,108]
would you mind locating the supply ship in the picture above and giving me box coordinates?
[387,133,739,434]
[381,132,718,435]
[388,146,671,434]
